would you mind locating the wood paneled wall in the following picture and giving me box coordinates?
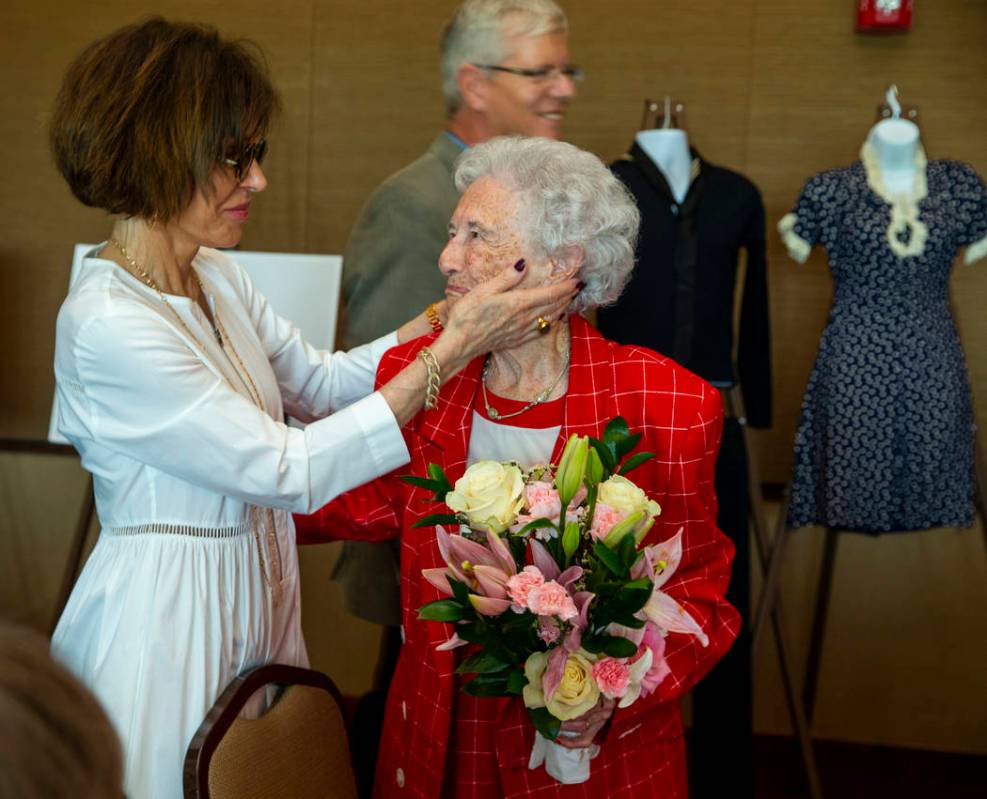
[1,0,985,754]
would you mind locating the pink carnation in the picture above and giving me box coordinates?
[524,481,562,519]
[592,657,631,699]
[506,566,545,609]
[527,581,578,620]
[589,501,626,541]
[537,617,561,644]
[633,623,671,697]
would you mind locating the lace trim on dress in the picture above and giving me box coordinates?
[965,232,987,265]
[107,522,252,538]
[778,213,811,263]
[860,141,929,258]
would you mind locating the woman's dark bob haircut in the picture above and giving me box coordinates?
[50,17,280,221]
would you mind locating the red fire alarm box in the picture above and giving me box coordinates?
[858,0,913,32]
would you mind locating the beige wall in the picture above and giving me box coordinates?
[1,0,985,754]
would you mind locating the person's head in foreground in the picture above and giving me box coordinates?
[0,622,123,798]
[442,0,579,141]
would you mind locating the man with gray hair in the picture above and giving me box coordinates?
[341,0,579,352]
[334,4,580,790]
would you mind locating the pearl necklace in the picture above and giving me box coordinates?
[481,348,570,421]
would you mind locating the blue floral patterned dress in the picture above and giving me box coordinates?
[778,148,987,532]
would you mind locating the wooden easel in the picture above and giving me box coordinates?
[756,434,987,724]
[726,388,824,799]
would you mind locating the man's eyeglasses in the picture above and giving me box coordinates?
[473,64,584,84]
[223,138,268,181]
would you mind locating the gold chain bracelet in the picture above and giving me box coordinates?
[418,346,441,410]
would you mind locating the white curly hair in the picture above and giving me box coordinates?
[454,136,640,313]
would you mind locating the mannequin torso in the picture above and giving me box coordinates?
[866,118,921,195]
[635,129,692,203]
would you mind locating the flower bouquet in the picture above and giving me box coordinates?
[401,418,709,784]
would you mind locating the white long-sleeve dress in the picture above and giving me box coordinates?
[51,245,410,799]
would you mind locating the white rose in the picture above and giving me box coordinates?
[445,461,525,533]
[598,474,660,521]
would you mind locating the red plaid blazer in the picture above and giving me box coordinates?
[296,316,739,798]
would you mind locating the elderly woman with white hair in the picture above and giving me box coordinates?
[297,136,739,799]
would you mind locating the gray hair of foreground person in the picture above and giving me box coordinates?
[455,136,640,315]
[440,0,568,113]
[0,622,123,799]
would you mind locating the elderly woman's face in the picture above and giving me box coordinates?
[440,177,548,304]
[172,158,267,250]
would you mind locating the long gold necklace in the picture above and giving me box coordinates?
[108,237,284,605]
[481,345,570,421]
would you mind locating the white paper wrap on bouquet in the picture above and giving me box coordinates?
[528,731,600,784]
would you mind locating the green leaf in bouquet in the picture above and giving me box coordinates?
[614,578,653,615]
[602,635,639,658]
[614,431,643,459]
[618,451,657,476]
[427,463,454,495]
[608,612,646,629]
[448,577,471,605]
[506,668,528,695]
[588,437,617,474]
[592,540,625,576]
[398,474,443,491]
[527,706,561,742]
[418,598,472,622]
[462,673,510,697]
[455,649,512,675]
[453,624,487,645]
[617,533,639,570]
[578,631,605,654]
[412,513,462,529]
[603,416,630,445]
[517,517,558,536]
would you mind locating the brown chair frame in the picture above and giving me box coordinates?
[183,663,351,799]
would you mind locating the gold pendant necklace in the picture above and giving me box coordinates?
[481,347,570,421]
[110,238,222,345]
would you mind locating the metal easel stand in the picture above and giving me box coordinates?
[727,389,824,799]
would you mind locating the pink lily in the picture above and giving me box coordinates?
[634,527,709,647]
[436,632,470,651]
[562,591,594,652]
[431,526,520,617]
[542,645,569,702]
[529,539,560,580]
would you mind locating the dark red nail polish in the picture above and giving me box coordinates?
[577,281,585,290]
[514,259,526,271]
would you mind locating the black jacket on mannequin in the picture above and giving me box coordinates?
[598,143,772,428]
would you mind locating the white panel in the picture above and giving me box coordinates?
[48,246,342,444]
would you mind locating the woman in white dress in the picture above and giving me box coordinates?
[47,18,577,799]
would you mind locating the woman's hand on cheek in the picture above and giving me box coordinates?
[443,259,579,361]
